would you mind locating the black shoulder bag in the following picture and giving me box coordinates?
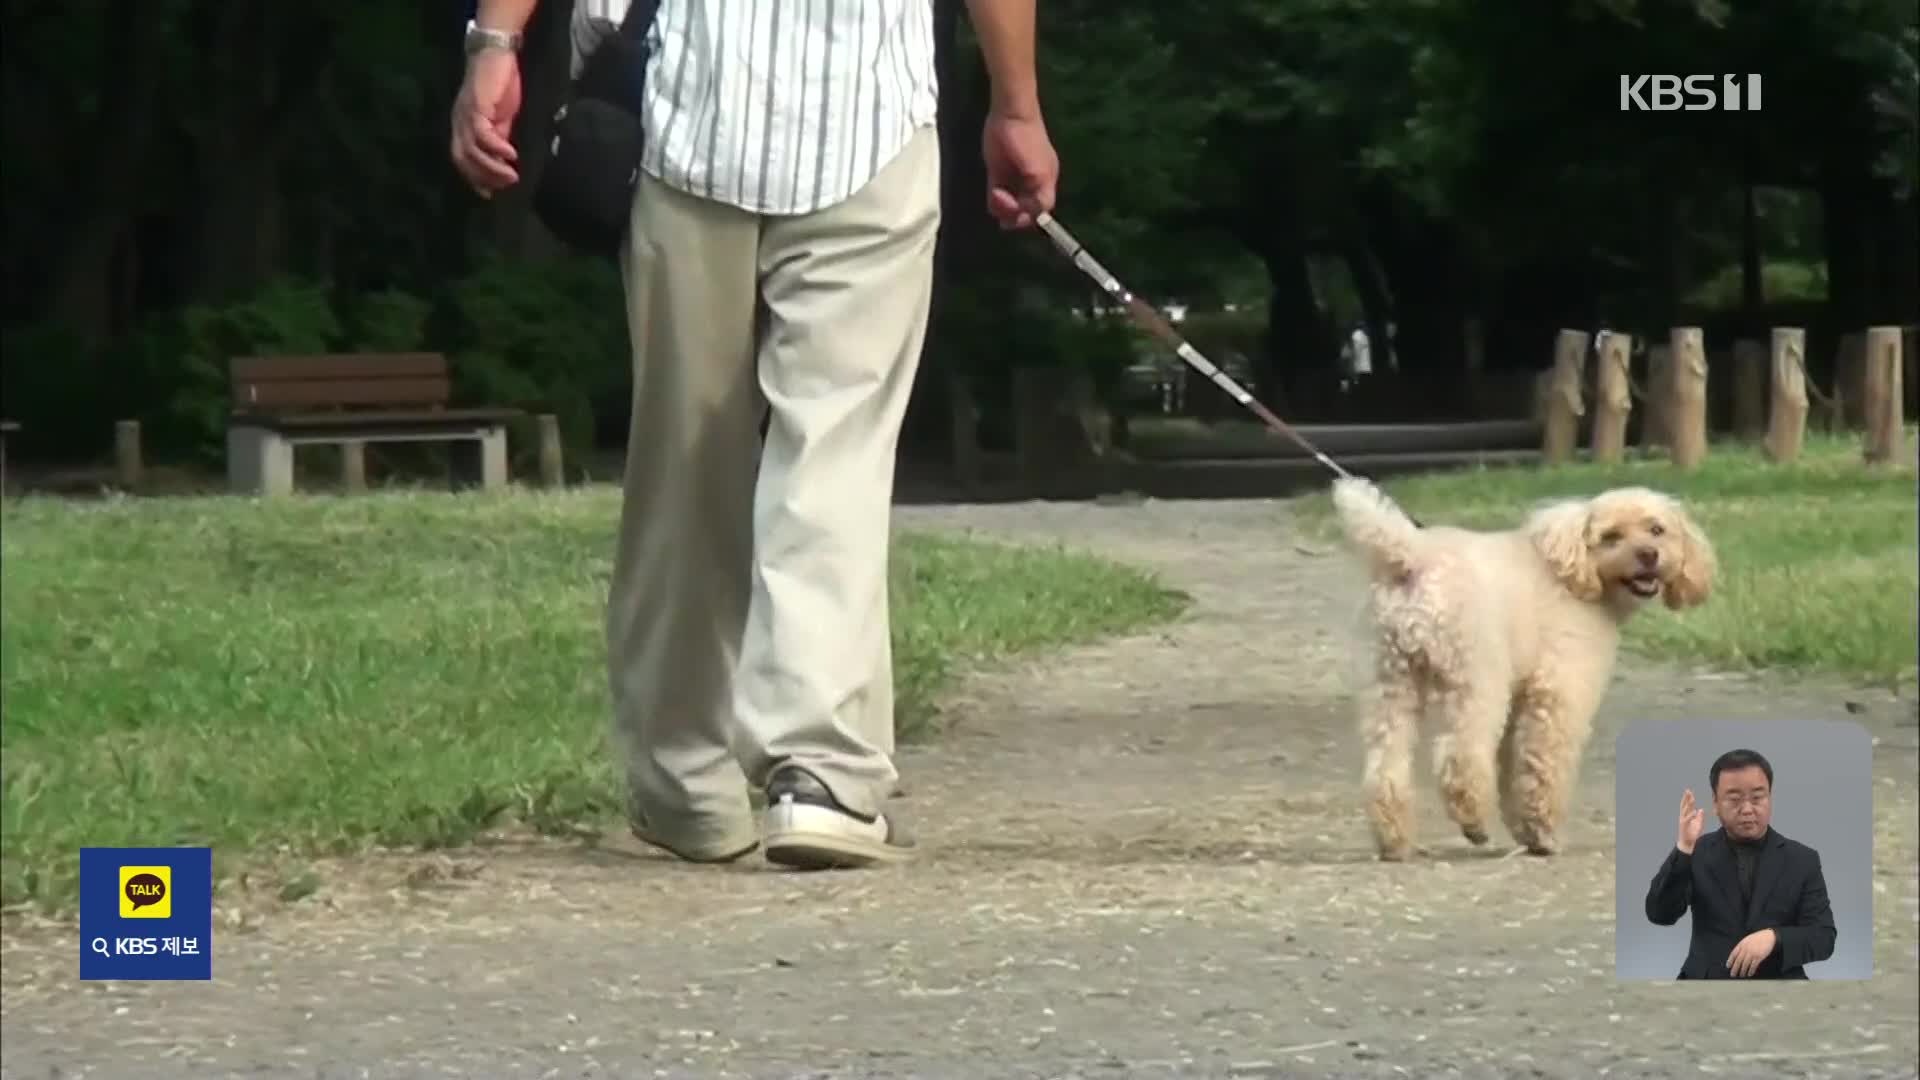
[531,0,664,257]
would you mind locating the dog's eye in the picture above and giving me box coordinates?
[1599,529,1623,545]
[1648,522,1666,537]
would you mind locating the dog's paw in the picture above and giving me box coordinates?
[1461,825,1491,846]
[1376,843,1417,863]
[1523,830,1561,856]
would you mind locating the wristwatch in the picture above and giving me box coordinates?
[463,19,524,57]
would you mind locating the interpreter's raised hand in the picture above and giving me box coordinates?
[1677,788,1706,855]
[982,107,1059,230]
[451,50,523,198]
[1726,927,1777,977]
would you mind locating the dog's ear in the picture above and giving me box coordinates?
[1663,504,1716,610]
[1526,498,1604,600]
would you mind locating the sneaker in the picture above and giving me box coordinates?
[630,819,759,864]
[627,796,759,864]
[762,767,914,870]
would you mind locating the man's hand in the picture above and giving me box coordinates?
[982,108,1059,230]
[1676,788,1706,855]
[1727,928,1777,977]
[451,50,524,198]
[964,0,1055,229]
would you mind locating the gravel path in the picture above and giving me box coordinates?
[4,497,1916,1079]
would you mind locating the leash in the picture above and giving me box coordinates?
[1029,209,1359,480]
[1028,208,1426,529]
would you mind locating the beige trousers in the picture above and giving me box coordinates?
[605,126,940,852]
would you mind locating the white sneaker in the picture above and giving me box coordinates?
[762,767,914,870]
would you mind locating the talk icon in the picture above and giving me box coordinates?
[119,865,172,919]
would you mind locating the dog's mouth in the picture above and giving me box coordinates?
[1622,571,1663,598]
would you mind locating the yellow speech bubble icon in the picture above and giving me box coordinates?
[119,865,172,919]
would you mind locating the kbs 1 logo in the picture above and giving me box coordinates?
[1619,74,1763,112]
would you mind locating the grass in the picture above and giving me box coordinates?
[0,488,1187,912]
[1293,431,1919,687]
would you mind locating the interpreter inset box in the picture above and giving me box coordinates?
[1613,719,1872,980]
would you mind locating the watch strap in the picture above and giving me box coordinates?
[464,20,523,55]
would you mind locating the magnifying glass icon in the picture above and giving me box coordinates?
[89,937,110,958]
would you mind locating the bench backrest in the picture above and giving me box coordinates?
[230,354,451,412]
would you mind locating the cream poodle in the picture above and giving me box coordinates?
[1330,477,1715,860]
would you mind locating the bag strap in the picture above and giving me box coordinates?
[620,0,663,42]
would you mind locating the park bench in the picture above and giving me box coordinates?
[226,353,521,496]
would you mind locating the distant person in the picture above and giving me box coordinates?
[450,0,1060,869]
[1644,748,1837,978]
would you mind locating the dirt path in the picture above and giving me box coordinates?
[4,497,1916,1079]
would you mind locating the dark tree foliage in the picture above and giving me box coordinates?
[2,0,1913,464]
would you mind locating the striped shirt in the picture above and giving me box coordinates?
[572,0,939,216]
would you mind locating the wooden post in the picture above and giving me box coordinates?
[1529,371,1552,426]
[1732,338,1767,440]
[537,414,565,488]
[480,427,508,489]
[1862,326,1905,464]
[1591,332,1633,463]
[340,440,367,492]
[1668,327,1709,470]
[1835,331,1866,429]
[1763,328,1809,463]
[114,420,143,491]
[1904,326,1919,421]
[1541,329,1588,465]
[227,426,294,496]
[1640,344,1673,449]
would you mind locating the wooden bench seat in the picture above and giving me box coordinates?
[226,353,522,496]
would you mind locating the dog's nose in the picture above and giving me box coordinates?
[1635,546,1659,568]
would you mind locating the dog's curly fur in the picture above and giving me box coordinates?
[1330,477,1715,860]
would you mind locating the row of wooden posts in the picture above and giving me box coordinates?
[1537,324,1911,469]
[95,413,571,493]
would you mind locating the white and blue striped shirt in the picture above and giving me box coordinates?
[572,0,939,216]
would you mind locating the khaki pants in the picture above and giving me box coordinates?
[605,126,940,854]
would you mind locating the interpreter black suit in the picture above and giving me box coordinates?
[1643,826,1837,979]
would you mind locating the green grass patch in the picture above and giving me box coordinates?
[0,489,1186,911]
[1294,432,1918,687]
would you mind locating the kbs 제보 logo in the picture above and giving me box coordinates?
[81,847,212,980]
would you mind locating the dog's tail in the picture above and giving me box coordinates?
[1330,476,1427,578]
